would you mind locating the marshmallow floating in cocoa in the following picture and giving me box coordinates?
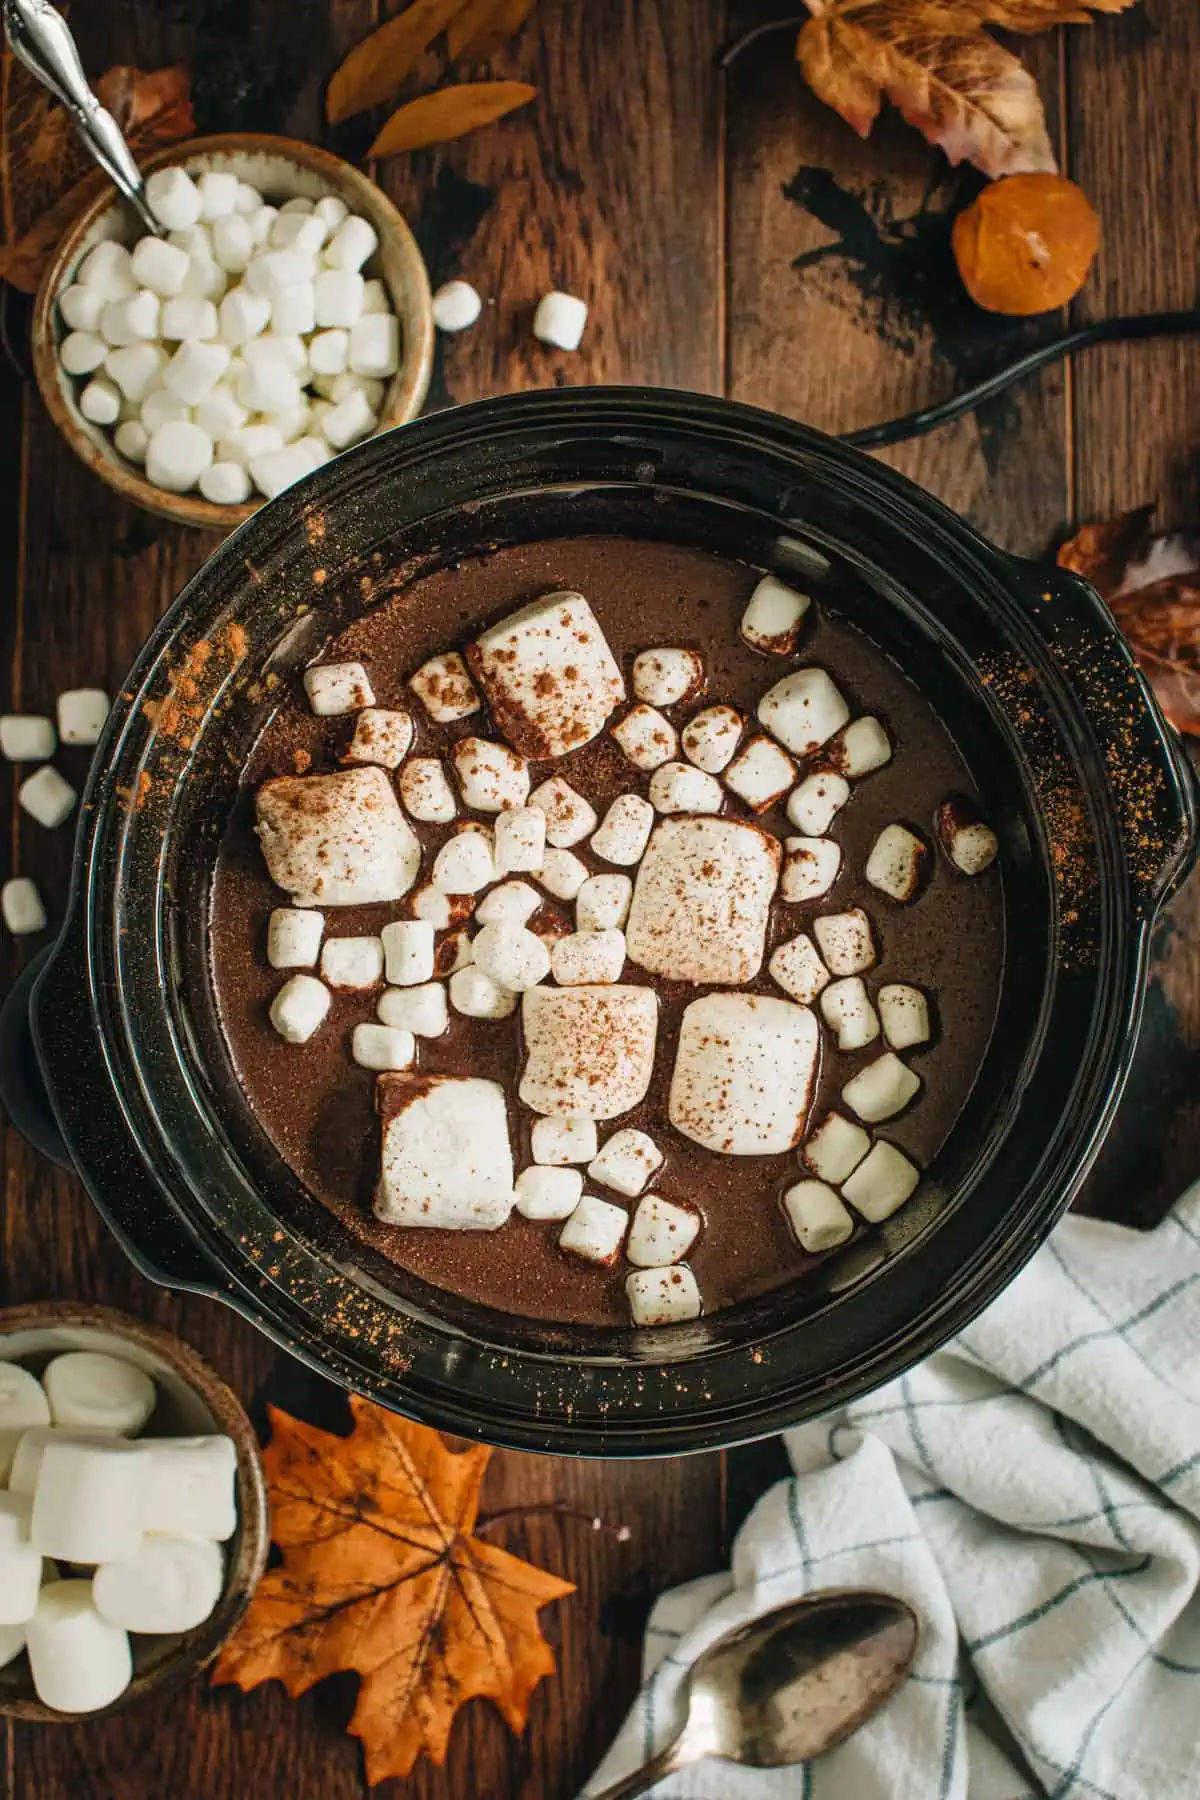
[779,836,842,903]
[374,1073,515,1228]
[409,651,481,724]
[802,1111,871,1185]
[399,756,457,823]
[452,737,530,813]
[588,1128,663,1198]
[551,927,627,986]
[783,1181,854,1253]
[879,983,931,1049]
[530,1115,599,1166]
[767,932,830,1007]
[255,767,420,907]
[520,986,659,1119]
[631,647,703,708]
[626,1265,701,1326]
[680,704,743,773]
[514,1165,584,1221]
[865,824,930,904]
[843,1141,920,1221]
[786,770,849,837]
[611,704,678,771]
[559,1194,628,1266]
[529,775,598,848]
[669,993,819,1155]
[343,707,413,769]
[820,976,881,1051]
[936,796,999,876]
[740,575,810,656]
[626,1195,699,1268]
[467,592,624,759]
[723,734,796,813]
[842,1052,921,1124]
[591,793,655,865]
[758,667,849,757]
[576,874,633,932]
[626,816,780,986]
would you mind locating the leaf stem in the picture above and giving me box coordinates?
[719,15,809,70]
[475,1501,633,1543]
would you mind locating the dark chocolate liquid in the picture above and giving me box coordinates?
[209,538,1003,1325]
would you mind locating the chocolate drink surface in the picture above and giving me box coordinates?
[210,537,1003,1326]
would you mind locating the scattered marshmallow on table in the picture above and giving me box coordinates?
[530,1115,598,1166]
[515,1165,583,1221]
[57,687,109,745]
[0,714,55,761]
[626,1265,701,1326]
[42,1352,156,1436]
[2,877,47,936]
[92,1537,223,1636]
[18,765,76,830]
[532,291,588,352]
[433,279,482,332]
[25,1580,133,1714]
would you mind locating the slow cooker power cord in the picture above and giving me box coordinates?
[837,310,1200,450]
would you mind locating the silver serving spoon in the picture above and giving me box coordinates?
[3,0,161,235]
[589,1589,918,1800]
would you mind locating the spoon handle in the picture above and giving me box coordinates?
[588,1736,698,1800]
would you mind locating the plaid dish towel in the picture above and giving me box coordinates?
[584,1184,1200,1800]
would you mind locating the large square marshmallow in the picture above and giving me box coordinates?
[374,1075,515,1228]
[668,993,819,1155]
[467,591,625,758]
[255,767,421,906]
[625,816,780,986]
[519,986,658,1119]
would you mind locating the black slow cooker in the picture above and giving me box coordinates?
[3,389,1194,1455]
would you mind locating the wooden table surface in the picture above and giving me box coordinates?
[1,2,1197,1795]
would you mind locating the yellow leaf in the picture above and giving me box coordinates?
[448,0,540,61]
[967,0,1138,27]
[368,79,536,156]
[326,0,472,125]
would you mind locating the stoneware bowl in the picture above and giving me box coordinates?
[0,1301,268,1721]
[31,133,435,532]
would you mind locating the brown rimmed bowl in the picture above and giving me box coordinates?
[0,1301,268,1721]
[31,133,435,531]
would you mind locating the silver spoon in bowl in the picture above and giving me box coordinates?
[589,1588,918,1800]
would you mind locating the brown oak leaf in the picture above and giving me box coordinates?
[1059,508,1200,736]
[211,1398,573,1784]
[368,79,536,156]
[326,0,471,125]
[797,0,1055,177]
[962,0,1138,28]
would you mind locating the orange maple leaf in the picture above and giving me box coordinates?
[212,1398,574,1784]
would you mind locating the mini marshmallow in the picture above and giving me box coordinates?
[399,757,457,823]
[450,965,518,1020]
[648,762,724,815]
[552,928,627,986]
[308,327,348,376]
[937,799,999,875]
[741,575,811,655]
[0,715,55,760]
[178,255,227,302]
[2,877,47,936]
[812,908,876,976]
[314,267,365,329]
[843,1140,920,1221]
[25,1581,133,1713]
[669,992,819,1156]
[493,806,546,877]
[324,214,378,272]
[631,647,703,708]
[351,1022,415,1071]
[130,235,190,298]
[435,929,475,975]
[104,342,165,401]
[530,1115,598,1166]
[268,279,317,335]
[43,1353,155,1435]
[758,667,850,757]
[768,932,831,1006]
[218,424,283,467]
[146,417,214,492]
[529,776,598,848]
[141,388,191,432]
[627,815,779,985]
[245,249,319,304]
[320,934,384,990]
[349,313,399,377]
[626,1265,701,1326]
[211,211,253,273]
[842,1051,920,1124]
[325,369,385,407]
[878,983,931,1050]
[18,765,76,829]
[361,279,389,316]
[79,378,122,425]
[787,770,850,837]
[167,224,212,258]
[249,439,324,499]
[320,387,376,450]
[139,1434,237,1540]
[343,707,412,770]
[576,874,632,932]
[257,767,419,906]
[410,651,481,723]
[532,291,588,352]
[780,836,842,903]
[303,660,374,716]
[0,1365,50,1483]
[76,240,136,297]
[236,359,302,416]
[146,166,203,232]
[93,1537,223,1635]
[114,418,149,463]
[411,884,469,930]
[724,734,796,812]
[269,973,331,1043]
[59,283,104,331]
[31,1438,144,1563]
[0,1498,39,1622]
[9,1428,108,1497]
[469,590,625,759]
[559,1193,626,1264]
[626,1195,699,1268]
[57,688,109,745]
[60,331,108,375]
[453,738,530,813]
[538,848,588,900]
[199,460,252,504]
[588,1127,662,1198]
[830,716,892,778]
[819,976,880,1051]
[314,194,349,233]
[591,793,655,865]
[163,339,230,405]
[382,919,435,986]
[473,922,550,992]
[433,279,482,331]
[278,196,315,216]
[195,168,239,220]
[515,1165,583,1221]
[377,982,448,1037]
[194,383,247,438]
[681,705,742,773]
[160,295,218,341]
[249,204,279,248]
[611,704,678,771]
[267,907,324,969]
[218,286,272,345]
[520,985,659,1118]
[476,880,541,927]
[802,1110,871,1185]
[271,212,327,255]
[99,289,161,346]
[242,330,308,373]
[866,824,929,903]
[433,827,496,894]
[783,1180,854,1253]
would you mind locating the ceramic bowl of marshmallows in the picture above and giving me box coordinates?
[32,134,435,530]
[0,1303,267,1719]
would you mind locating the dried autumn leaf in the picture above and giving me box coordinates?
[368,79,535,156]
[952,172,1098,313]
[212,1399,573,1783]
[1057,505,1156,594]
[448,0,540,61]
[326,0,471,125]
[964,0,1138,27]
[797,0,1056,179]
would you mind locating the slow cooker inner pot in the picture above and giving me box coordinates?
[143,471,1055,1363]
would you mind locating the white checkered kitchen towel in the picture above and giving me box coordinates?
[584,1184,1200,1800]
